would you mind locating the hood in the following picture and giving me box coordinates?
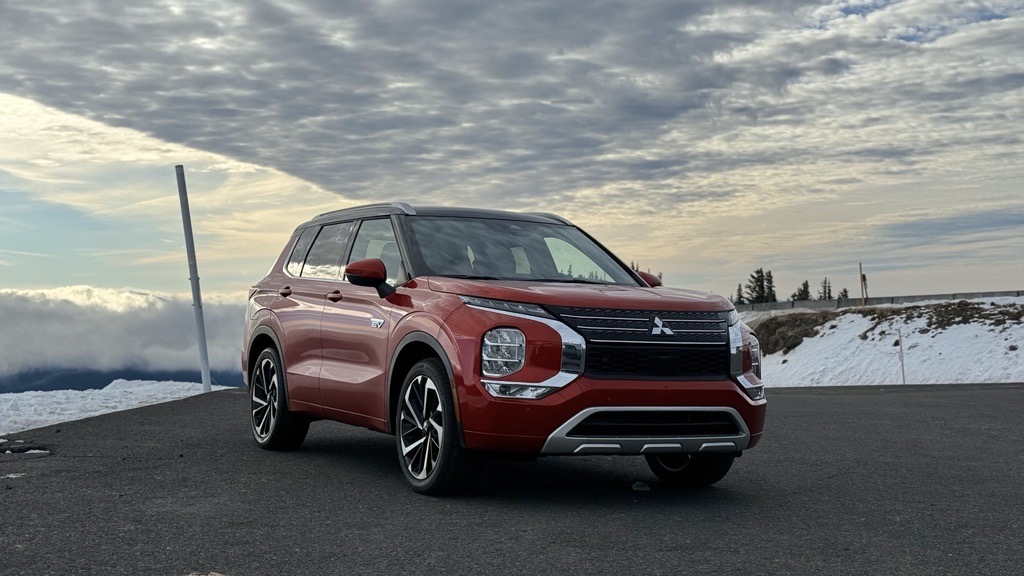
[425,277,731,312]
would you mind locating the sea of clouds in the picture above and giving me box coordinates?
[0,286,245,381]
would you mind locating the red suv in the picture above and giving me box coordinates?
[243,203,765,494]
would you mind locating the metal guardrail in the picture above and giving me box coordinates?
[734,290,1024,312]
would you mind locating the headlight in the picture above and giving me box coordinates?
[728,309,740,326]
[728,308,742,353]
[749,333,762,380]
[481,328,526,377]
[728,308,764,401]
[463,295,585,400]
[460,295,552,318]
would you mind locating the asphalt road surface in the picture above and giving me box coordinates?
[2,384,1021,575]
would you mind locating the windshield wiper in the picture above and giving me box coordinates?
[439,274,502,280]
[546,278,612,285]
[439,274,612,284]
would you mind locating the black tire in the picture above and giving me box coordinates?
[645,453,735,488]
[395,358,475,495]
[249,347,309,451]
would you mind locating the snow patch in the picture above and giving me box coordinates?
[0,379,228,435]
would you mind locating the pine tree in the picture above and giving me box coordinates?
[837,287,850,300]
[791,280,811,301]
[817,277,833,300]
[734,283,746,304]
[744,268,767,303]
[567,264,573,277]
[764,271,777,303]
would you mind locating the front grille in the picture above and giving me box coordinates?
[587,344,729,379]
[546,306,731,380]
[567,410,739,438]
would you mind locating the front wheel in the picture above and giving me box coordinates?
[645,453,735,487]
[395,358,474,495]
[250,347,309,451]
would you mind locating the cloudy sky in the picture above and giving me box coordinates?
[1,0,1022,300]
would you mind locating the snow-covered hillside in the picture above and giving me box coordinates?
[744,297,1024,387]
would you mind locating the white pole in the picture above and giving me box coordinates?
[897,327,907,385]
[175,165,212,393]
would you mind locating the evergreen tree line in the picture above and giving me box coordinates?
[629,261,663,280]
[734,268,850,304]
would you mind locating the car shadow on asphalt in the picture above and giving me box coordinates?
[284,421,757,508]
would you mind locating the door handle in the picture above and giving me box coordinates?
[278,286,292,297]
[326,290,343,302]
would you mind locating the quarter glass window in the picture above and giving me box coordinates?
[285,227,319,276]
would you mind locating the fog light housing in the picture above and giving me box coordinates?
[481,328,526,377]
[483,382,555,399]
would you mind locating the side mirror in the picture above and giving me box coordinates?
[345,258,395,298]
[637,271,662,288]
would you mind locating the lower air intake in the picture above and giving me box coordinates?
[566,410,739,438]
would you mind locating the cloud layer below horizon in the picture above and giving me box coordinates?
[0,287,244,378]
[1,0,1022,296]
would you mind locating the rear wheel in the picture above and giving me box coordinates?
[250,347,309,451]
[396,358,474,495]
[645,453,735,487]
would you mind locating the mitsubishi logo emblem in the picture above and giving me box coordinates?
[651,316,675,336]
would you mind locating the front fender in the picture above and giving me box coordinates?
[387,312,464,434]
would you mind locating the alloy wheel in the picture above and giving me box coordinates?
[399,374,444,480]
[251,357,279,440]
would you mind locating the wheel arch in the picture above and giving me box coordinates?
[388,331,458,435]
[246,325,283,390]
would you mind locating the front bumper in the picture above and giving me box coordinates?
[458,376,766,454]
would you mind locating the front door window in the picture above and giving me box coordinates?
[347,219,403,285]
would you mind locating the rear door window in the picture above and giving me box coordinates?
[301,222,355,279]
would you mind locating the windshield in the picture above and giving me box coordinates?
[405,216,639,285]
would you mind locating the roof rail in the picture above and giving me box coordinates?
[529,212,572,225]
[390,202,416,215]
[316,202,416,219]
